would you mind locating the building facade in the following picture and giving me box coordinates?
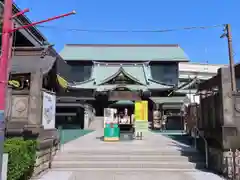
[56,44,226,130]
[178,62,227,104]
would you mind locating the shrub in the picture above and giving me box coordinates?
[4,138,37,180]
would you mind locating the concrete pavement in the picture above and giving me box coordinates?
[36,129,224,180]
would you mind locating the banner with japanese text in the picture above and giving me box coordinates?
[134,101,148,121]
[134,101,148,134]
[42,91,56,129]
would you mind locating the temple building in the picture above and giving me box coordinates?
[56,44,226,129]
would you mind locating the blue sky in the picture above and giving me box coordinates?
[16,0,240,64]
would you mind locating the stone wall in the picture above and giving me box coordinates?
[196,66,240,177]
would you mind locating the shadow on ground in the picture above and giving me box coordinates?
[161,132,217,174]
[58,129,94,144]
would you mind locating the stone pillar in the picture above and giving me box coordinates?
[28,70,43,127]
[213,67,239,176]
[84,104,90,129]
[219,67,237,150]
[27,71,59,177]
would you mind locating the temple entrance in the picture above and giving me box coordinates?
[109,100,134,115]
[108,89,141,120]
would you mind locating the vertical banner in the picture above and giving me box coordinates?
[42,92,56,129]
[134,101,148,121]
[134,101,148,134]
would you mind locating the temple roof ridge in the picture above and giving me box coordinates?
[91,63,148,85]
[68,62,175,90]
[99,66,144,85]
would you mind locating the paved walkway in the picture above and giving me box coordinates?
[37,129,224,180]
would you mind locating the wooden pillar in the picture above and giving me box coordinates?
[147,98,154,129]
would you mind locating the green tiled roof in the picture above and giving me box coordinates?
[92,63,147,85]
[69,79,96,89]
[60,44,189,62]
[96,84,149,91]
[69,63,174,90]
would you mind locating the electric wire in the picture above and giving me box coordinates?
[36,24,225,33]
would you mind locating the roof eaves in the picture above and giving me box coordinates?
[72,78,95,86]
[11,49,56,74]
[0,1,47,45]
[148,78,175,87]
[142,63,150,84]
[177,77,199,90]
[12,3,47,44]
[99,66,144,85]
[64,44,180,47]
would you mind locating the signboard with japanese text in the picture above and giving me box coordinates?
[134,101,148,121]
[104,108,117,128]
[134,101,149,136]
[109,91,141,101]
[41,91,56,129]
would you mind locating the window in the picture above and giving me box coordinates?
[68,63,92,82]
[150,62,178,85]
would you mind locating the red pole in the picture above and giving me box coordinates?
[11,11,76,32]
[0,0,75,176]
[0,0,13,177]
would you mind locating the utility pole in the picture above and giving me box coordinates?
[221,24,236,92]
[0,0,75,177]
[226,24,236,92]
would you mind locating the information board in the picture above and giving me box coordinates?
[134,101,149,136]
[134,101,148,121]
[41,91,56,129]
[103,108,116,127]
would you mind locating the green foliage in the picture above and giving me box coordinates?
[4,138,37,180]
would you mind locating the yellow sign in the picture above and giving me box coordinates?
[134,101,148,121]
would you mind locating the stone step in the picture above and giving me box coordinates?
[32,171,74,180]
[53,154,204,162]
[50,168,202,172]
[58,149,199,156]
[52,161,205,169]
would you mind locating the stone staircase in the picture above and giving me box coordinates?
[36,129,227,180]
[52,129,206,173]
[52,149,205,171]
